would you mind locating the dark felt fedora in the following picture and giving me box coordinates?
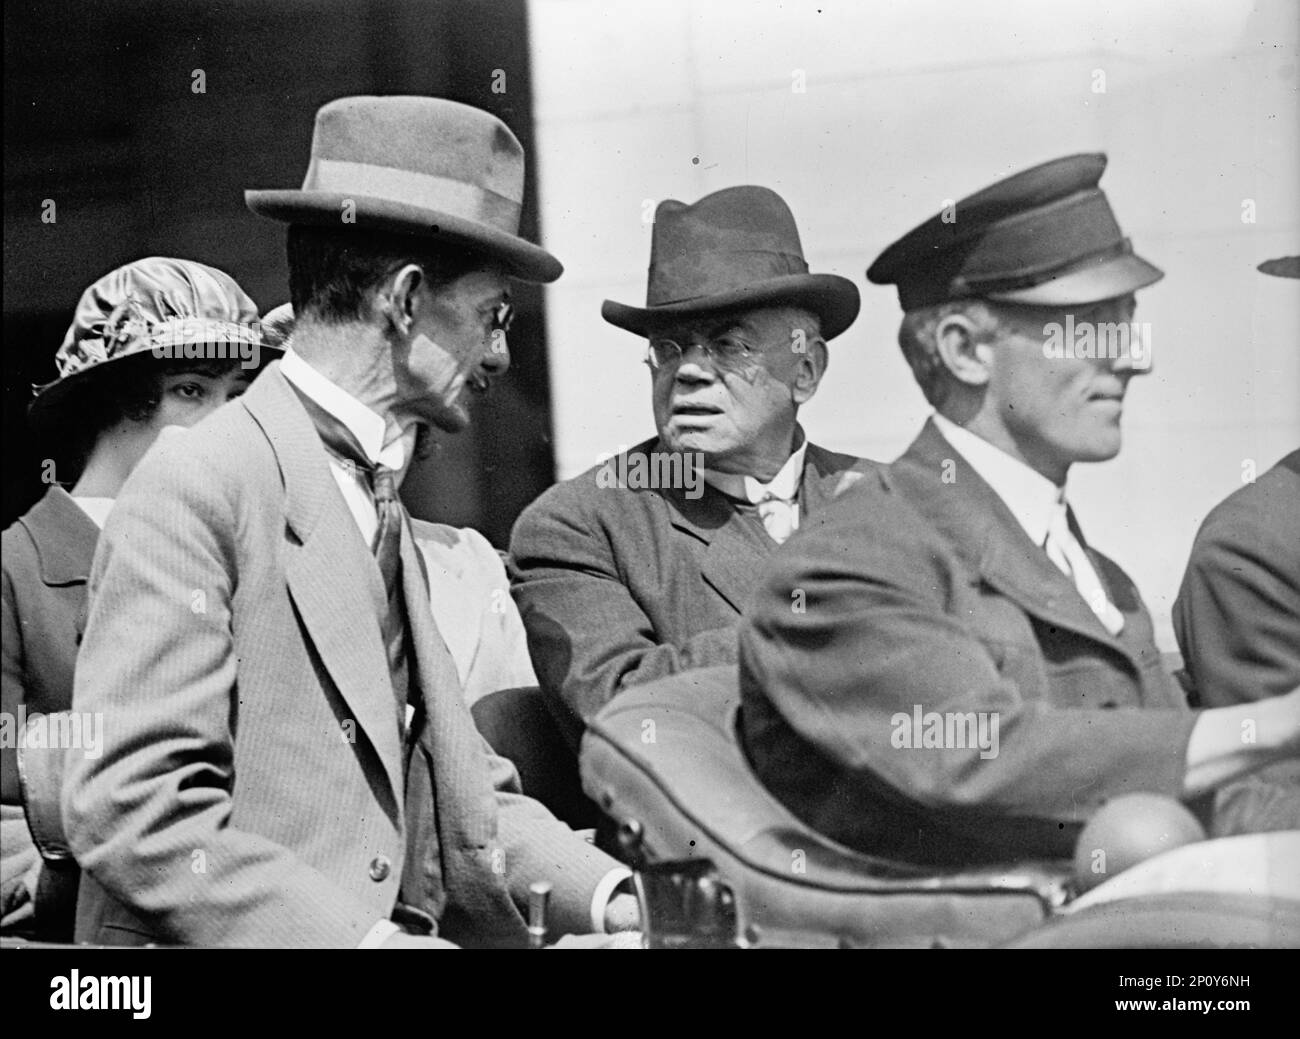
[602,186,860,339]
[868,153,1163,310]
[246,96,561,283]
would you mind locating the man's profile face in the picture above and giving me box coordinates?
[984,294,1143,481]
[400,267,511,433]
[648,307,815,474]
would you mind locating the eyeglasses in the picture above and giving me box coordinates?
[644,333,758,372]
[489,301,514,335]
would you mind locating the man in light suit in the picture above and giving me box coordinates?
[63,96,635,947]
[735,154,1299,865]
[510,186,877,753]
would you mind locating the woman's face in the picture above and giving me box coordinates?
[146,364,255,435]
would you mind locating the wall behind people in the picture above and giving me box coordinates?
[527,0,1299,649]
[3,0,554,547]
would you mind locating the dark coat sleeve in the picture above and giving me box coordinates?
[508,480,737,747]
[742,485,1196,831]
[1173,489,1300,706]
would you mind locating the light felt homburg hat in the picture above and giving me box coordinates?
[602,185,861,340]
[29,256,268,435]
[867,153,1164,310]
[246,95,561,283]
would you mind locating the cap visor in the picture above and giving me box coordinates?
[988,252,1164,306]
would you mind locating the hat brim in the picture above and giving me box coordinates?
[1257,256,1300,279]
[245,190,562,284]
[601,273,860,340]
[28,344,284,437]
[985,252,1164,306]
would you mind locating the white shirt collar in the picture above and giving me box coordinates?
[279,348,406,471]
[931,413,1064,546]
[71,496,115,530]
[703,429,808,504]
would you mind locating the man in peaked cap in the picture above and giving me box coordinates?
[63,97,637,947]
[508,186,879,780]
[732,155,1298,867]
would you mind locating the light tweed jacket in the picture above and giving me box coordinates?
[62,364,613,947]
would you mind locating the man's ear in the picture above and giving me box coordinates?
[382,263,425,336]
[934,313,992,388]
[791,335,828,405]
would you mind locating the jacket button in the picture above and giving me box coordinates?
[368,856,391,882]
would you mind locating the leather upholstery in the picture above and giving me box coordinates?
[582,665,1070,948]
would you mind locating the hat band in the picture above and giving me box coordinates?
[54,319,263,379]
[953,238,1135,297]
[647,248,810,306]
[302,158,522,230]
[898,241,1136,310]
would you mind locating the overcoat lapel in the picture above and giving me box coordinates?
[662,438,870,613]
[241,364,404,806]
[399,522,497,850]
[896,419,1145,675]
[665,480,771,614]
[21,487,99,586]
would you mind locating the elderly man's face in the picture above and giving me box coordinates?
[983,294,1144,482]
[400,268,512,433]
[648,307,820,475]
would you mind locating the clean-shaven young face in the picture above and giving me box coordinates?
[981,294,1144,483]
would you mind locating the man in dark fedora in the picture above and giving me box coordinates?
[1173,256,1300,710]
[63,96,636,947]
[509,185,877,756]
[732,155,1298,866]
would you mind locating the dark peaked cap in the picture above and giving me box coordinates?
[867,153,1163,311]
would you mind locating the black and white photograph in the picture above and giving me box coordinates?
[2,0,1297,999]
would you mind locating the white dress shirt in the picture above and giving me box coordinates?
[281,350,627,943]
[932,413,1124,635]
[703,431,808,544]
[279,348,407,546]
[71,496,115,530]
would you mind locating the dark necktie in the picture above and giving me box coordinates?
[288,384,401,595]
[289,384,412,721]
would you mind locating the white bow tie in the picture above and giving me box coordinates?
[753,493,798,545]
[704,462,803,544]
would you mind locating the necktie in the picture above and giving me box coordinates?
[1043,503,1125,636]
[289,385,401,594]
[289,385,412,718]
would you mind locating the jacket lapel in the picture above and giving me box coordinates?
[400,523,497,849]
[799,444,872,515]
[662,438,870,613]
[665,475,772,614]
[21,486,100,586]
[241,364,404,805]
[894,419,1144,671]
